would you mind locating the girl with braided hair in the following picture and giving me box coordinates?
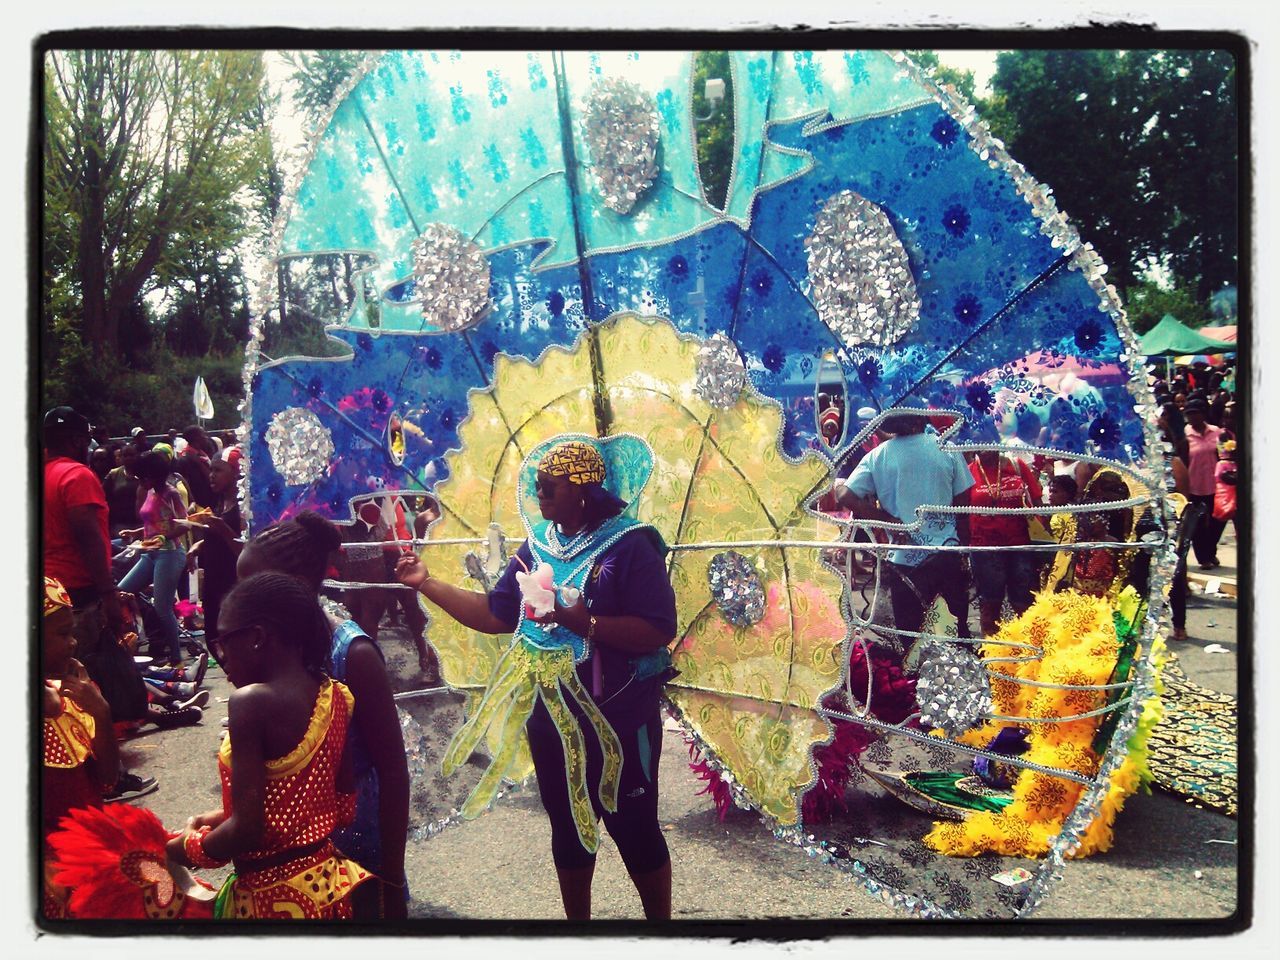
[235,512,411,919]
[165,572,373,919]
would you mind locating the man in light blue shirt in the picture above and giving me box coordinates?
[834,413,973,640]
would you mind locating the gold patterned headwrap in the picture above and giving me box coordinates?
[538,441,606,486]
[44,576,72,617]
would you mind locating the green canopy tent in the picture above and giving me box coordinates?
[1139,313,1235,379]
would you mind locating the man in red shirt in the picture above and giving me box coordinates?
[43,407,121,650]
[44,406,159,804]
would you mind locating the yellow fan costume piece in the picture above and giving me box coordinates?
[424,316,846,831]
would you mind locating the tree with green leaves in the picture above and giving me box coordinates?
[1122,277,1210,335]
[282,50,367,127]
[693,51,734,210]
[44,50,272,359]
[979,48,1237,300]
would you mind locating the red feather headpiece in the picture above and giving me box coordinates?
[46,804,216,920]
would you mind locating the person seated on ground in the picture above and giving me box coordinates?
[832,412,974,641]
[41,575,122,918]
[140,684,207,730]
[235,513,411,918]
[165,573,373,919]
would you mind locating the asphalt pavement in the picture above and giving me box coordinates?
[123,529,1242,926]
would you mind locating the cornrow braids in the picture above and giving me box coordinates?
[246,510,343,591]
[223,571,332,679]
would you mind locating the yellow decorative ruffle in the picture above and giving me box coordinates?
[44,690,96,769]
[219,680,354,779]
[925,588,1161,859]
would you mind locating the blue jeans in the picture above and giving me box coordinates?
[119,547,187,663]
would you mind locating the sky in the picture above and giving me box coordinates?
[935,50,1000,95]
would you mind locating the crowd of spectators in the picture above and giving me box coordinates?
[42,406,244,803]
[827,358,1239,644]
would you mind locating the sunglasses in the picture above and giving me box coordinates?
[535,475,564,497]
[209,622,261,662]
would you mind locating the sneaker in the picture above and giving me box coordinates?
[104,772,159,803]
[187,651,209,686]
[1171,627,1189,642]
[152,706,203,730]
[175,689,211,711]
[174,691,211,716]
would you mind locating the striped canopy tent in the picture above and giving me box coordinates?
[1140,314,1236,378]
[1198,324,1237,344]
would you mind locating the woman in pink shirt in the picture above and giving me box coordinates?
[1183,399,1224,569]
[118,452,188,665]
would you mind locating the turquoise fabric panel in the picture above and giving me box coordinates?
[560,51,716,256]
[283,51,578,328]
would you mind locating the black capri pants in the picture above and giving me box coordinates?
[526,695,670,874]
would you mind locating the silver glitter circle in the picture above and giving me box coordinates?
[410,222,492,332]
[582,77,660,214]
[805,190,921,349]
[708,551,766,627]
[265,407,334,486]
[915,642,993,737]
[695,333,747,408]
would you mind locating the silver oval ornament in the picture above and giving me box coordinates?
[410,222,493,332]
[582,77,660,214]
[806,190,922,349]
[265,407,335,486]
